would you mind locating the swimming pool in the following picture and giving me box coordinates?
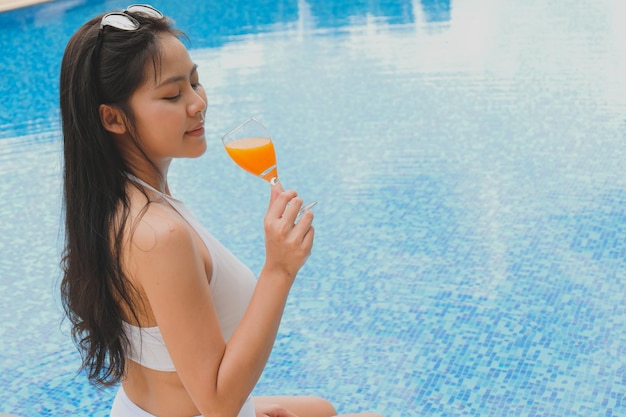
[1,0,626,415]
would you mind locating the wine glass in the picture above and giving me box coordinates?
[222,117,317,214]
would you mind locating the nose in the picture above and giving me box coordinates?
[188,88,207,116]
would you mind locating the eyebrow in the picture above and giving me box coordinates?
[155,64,198,89]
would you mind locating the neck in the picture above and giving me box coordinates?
[127,165,170,195]
[115,134,171,193]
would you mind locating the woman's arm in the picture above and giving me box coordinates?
[129,186,314,417]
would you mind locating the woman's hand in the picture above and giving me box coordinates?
[255,401,299,417]
[262,180,315,284]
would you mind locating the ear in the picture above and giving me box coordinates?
[99,104,128,135]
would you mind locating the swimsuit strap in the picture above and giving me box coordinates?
[126,174,181,202]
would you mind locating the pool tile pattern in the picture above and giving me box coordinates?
[1,0,626,416]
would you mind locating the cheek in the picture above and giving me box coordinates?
[138,103,178,131]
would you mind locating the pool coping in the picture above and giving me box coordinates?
[0,0,53,12]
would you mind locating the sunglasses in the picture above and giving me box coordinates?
[99,4,163,31]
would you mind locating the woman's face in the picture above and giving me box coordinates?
[127,33,207,166]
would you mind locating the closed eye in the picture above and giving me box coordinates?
[191,72,201,90]
[164,92,182,101]
[157,64,200,100]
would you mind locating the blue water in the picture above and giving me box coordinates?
[2,0,626,416]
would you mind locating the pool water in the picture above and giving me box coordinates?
[1,0,626,416]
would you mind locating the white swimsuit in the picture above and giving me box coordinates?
[110,176,257,417]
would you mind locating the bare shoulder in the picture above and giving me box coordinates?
[120,192,199,277]
[129,199,190,253]
[123,194,210,296]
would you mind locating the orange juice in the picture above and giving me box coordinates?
[225,137,278,181]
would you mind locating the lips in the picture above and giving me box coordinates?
[186,124,205,137]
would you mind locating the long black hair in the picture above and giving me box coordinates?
[59,9,184,386]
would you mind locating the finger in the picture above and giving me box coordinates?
[293,206,313,229]
[301,223,314,250]
[271,177,285,193]
[266,189,297,219]
[281,196,305,226]
[291,213,314,255]
[269,179,284,203]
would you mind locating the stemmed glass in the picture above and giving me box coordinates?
[222,117,317,214]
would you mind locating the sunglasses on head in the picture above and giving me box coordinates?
[99,4,163,31]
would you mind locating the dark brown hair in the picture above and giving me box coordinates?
[59,9,184,386]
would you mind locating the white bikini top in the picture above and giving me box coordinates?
[122,175,256,372]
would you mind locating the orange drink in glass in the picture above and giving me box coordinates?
[222,117,316,213]
[224,136,278,182]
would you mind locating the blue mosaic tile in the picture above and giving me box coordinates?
[2,0,626,416]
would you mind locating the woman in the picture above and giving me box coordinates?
[60,5,383,417]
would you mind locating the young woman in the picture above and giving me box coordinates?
[60,5,383,417]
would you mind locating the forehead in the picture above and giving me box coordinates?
[144,33,193,86]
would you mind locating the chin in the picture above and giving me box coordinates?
[190,139,208,158]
